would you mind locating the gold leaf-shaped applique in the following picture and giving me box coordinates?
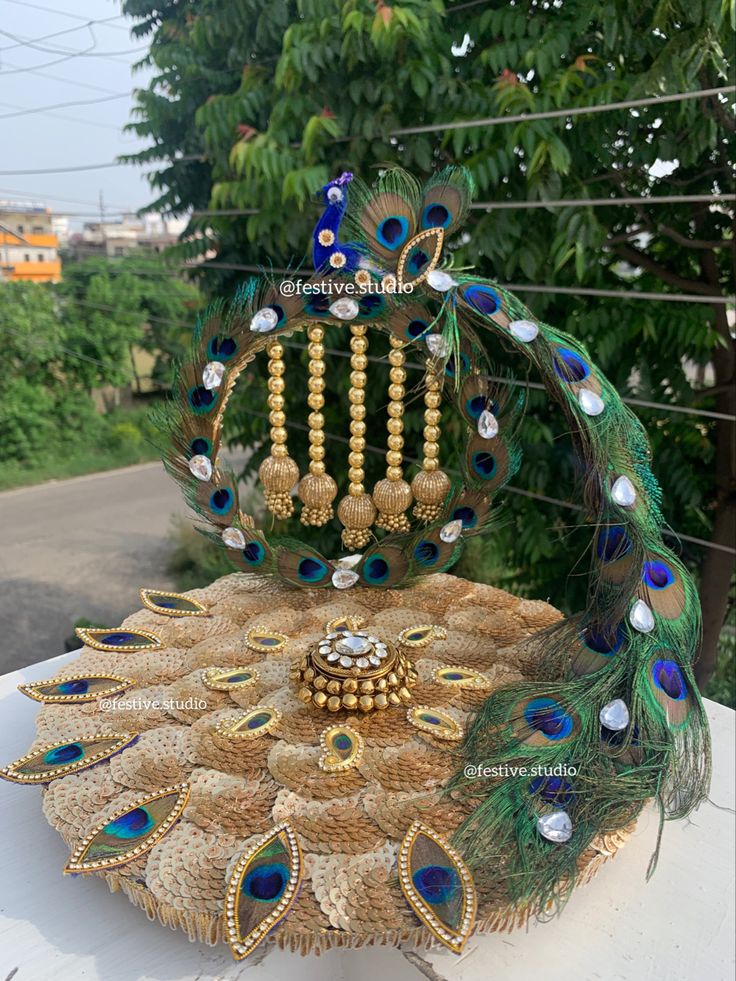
[140,588,209,618]
[18,675,134,704]
[324,614,367,633]
[407,706,463,741]
[318,725,364,772]
[396,227,444,289]
[397,624,447,648]
[398,819,477,953]
[75,627,162,652]
[0,733,137,784]
[224,821,303,960]
[215,706,282,739]
[202,666,259,691]
[65,783,190,873]
[244,627,288,654]
[434,665,492,688]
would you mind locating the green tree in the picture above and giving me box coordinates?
[123,0,734,686]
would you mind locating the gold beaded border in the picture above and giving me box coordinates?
[224,822,303,960]
[434,665,493,689]
[244,627,288,654]
[201,667,260,691]
[0,732,138,784]
[139,588,209,618]
[214,705,282,739]
[407,705,464,741]
[318,724,365,772]
[17,675,134,704]
[397,624,448,648]
[398,819,477,953]
[65,782,190,873]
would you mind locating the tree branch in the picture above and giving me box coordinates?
[656,223,734,251]
[613,243,722,296]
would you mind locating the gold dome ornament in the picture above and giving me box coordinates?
[298,324,338,526]
[294,619,419,713]
[412,364,451,522]
[260,339,300,519]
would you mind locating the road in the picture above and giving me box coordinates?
[0,461,205,673]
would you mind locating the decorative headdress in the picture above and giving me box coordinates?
[3,167,710,960]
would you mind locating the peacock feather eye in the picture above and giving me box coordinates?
[407,706,463,741]
[553,347,590,383]
[18,674,134,704]
[421,202,452,229]
[188,385,218,414]
[65,783,189,873]
[529,775,575,807]
[202,666,259,691]
[139,588,209,618]
[207,335,238,361]
[215,706,282,739]
[461,283,501,315]
[188,436,212,458]
[244,627,288,654]
[406,317,431,341]
[398,820,477,953]
[241,540,266,566]
[376,215,410,251]
[435,665,490,688]
[75,627,162,653]
[471,450,498,480]
[0,733,137,784]
[397,624,447,648]
[318,725,364,772]
[515,697,576,745]
[570,622,627,676]
[224,822,303,960]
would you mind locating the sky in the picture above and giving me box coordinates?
[0,0,157,222]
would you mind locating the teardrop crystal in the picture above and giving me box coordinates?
[202,361,225,390]
[578,389,605,416]
[188,454,212,481]
[629,599,655,633]
[599,698,630,731]
[477,409,499,439]
[332,568,359,589]
[537,810,573,843]
[222,527,246,549]
[611,475,637,507]
[329,298,359,320]
[425,334,450,358]
[440,519,463,543]
[427,270,456,292]
[249,307,279,333]
[508,319,539,342]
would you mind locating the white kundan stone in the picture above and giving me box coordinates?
[611,475,637,507]
[537,810,573,843]
[477,409,499,439]
[202,361,225,390]
[578,389,605,416]
[508,319,539,342]
[427,269,457,292]
[599,698,630,731]
[249,307,279,333]
[629,599,655,633]
[329,298,360,320]
[188,454,212,481]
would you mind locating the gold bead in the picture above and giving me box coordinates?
[386,450,403,467]
[298,686,313,704]
[267,342,284,358]
[388,383,405,401]
[308,376,325,393]
[389,367,406,385]
[352,420,367,436]
[425,392,441,409]
[307,392,324,410]
[313,675,327,690]
[424,425,440,441]
[343,678,358,693]
[425,408,441,425]
[374,693,389,710]
[326,680,341,695]
[270,361,285,377]
[424,458,438,471]
[349,436,365,452]
[358,695,374,713]
[388,350,404,367]
[350,370,367,388]
[351,355,368,371]
[388,692,401,706]
[411,467,451,504]
[349,483,365,496]
[268,376,285,394]
[348,467,364,483]
[350,404,366,421]
[349,388,365,405]
[351,337,368,354]
[308,326,324,341]
[337,492,376,529]
[308,359,325,377]
[373,477,412,512]
[386,466,403,480]
[348,451,363,468]
[387,401,404,418]
[270,410,286,427]
[312,691,327,708]
[387,417,403,435]
[309,430,325,446]
[267,393,284,410]
[387,434,404,451]
[423,442,440,458]
[310,445,325,461]
[307,342,324,358]
[308,411,324,429]
[272,444,288,458]
[327,695,342,712]
[259,454,299,493]
[270,426,287,443]
[310,461,325,475]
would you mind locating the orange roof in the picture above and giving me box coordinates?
[0,231,58,248]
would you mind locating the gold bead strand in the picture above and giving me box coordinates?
[258,339,300,520]
[373,335,413,533]
[337,322,376,549]
[298,325,337,526]
[411,365,451,522]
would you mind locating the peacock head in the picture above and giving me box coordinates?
[321,171,354,206]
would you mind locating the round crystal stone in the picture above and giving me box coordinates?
[426,334,450,358]
[222,526,245,549]
[508,319,539,342]
[477,409,499,439]
[537,810,573,843]
[336,635,372,656]
[599,698,630,731]
[355,657,370,668]
[440,519,463,543]
[579,389,605,416]
[188,454,212,481]
[326,652,340,663]
[338,655,354,668]
[629,599,655,633]
[611,475,636,507]
[329,298,360,321]
[202,361,225,390]
[249,307,279,333]
[427,269,457,292]
[368,654,381,666]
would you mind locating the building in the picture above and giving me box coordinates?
[0,204,62,283]
[70,214,186,258]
